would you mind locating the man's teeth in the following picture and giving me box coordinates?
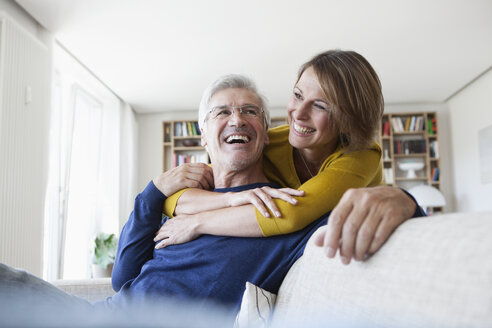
[226,135,250,143]
[294,123,315,134]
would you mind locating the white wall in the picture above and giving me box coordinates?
[385,103,454,212]
[0,2,52,276]
[447,68,492,212]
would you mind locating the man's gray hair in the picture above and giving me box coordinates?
[198,74,270,130]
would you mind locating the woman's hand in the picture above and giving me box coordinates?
[227,186,305,218]
[154,214,200,249]
[152,163,214,197]
[313,186,417,264]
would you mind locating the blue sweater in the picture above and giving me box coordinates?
[108,182,426,310]
[108,181,327,310]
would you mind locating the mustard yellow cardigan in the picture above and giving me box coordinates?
[164,125,382,236]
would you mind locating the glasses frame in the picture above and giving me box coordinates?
[206,104,264,122]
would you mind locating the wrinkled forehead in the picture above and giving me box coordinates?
[209,88,262,108]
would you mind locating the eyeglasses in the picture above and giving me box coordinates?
[207,105,264,120]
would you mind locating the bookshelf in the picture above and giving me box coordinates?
[162,117,288,172]
[379,112,442,213]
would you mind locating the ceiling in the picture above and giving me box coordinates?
[15,0,492,113]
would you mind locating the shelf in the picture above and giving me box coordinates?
[174,135,201,139]
[174,146,205,151]
[395,177,428,181]
[393,153,427,157]
[393,131,425,135]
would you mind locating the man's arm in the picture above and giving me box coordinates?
[112,164,213,291]
[313,186,424,264]
[112,181,166,291]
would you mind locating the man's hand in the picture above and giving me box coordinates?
[313,186,417,265]
[152,163,214,197]
[154,214,200,249]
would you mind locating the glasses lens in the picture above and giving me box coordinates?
[240,105,261,117]
[211,106,232,119]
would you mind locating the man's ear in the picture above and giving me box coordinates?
[263,129,270,146]
[200,128,207,147]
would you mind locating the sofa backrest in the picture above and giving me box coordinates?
[272,212,492,327]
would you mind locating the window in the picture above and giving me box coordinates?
[44,44,121,279]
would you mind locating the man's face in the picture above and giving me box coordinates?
[201,88,269,172]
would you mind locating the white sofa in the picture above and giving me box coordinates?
[53,211,492,327]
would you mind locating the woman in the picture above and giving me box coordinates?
[156,50,399,263]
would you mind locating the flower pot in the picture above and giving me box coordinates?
[91,263,113,278]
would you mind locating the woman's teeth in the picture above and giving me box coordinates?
[294,123,315,134]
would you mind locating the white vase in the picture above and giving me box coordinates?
[91,263,113,278]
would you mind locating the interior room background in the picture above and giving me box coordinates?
[0,0,491,281]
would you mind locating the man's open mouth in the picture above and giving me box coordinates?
[225,135,251,144]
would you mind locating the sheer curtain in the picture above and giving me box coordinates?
[44,44,126,280]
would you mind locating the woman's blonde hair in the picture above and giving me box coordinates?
[298,50,384,152]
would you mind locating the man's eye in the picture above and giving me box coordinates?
[242,106,259,116]
[216,109,231,117]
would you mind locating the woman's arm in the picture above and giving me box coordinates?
[167,187,304,217]
[157,146,382,245]
[154,204,261,248]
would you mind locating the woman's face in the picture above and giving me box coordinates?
[287,66,339,156]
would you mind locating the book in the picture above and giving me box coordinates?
[174,122,182,136]
[382,121,390,136]
[405,117,411,131]
[432,167,440,181]
[182,122,188,136]
[427,118,433,135]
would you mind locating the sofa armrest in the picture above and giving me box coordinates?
[51,278,115,302]
[273,212,492,327]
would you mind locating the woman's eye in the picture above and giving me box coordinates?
[314,103,327,111]
[294,92,302,100]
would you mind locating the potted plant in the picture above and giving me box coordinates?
[91,232,118,278]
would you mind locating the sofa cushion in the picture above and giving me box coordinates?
[272,212,492,327]
[51,278,115,302]
[234,281,276,328]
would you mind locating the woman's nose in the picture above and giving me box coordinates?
[292,101,310,120]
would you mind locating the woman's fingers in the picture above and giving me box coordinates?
[277,188,305,197]
[255,188,280,217]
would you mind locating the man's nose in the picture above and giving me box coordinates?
[228,108,246,126]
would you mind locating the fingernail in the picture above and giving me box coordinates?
[326,246,336,258]
[264,212,270,217]
[292,199,298,204]
[275,211,281,217]
[340,256,351,265]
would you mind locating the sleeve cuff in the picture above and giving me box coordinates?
[255,208,281,236]
[140,181,168,206]
[400,188,427,218]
